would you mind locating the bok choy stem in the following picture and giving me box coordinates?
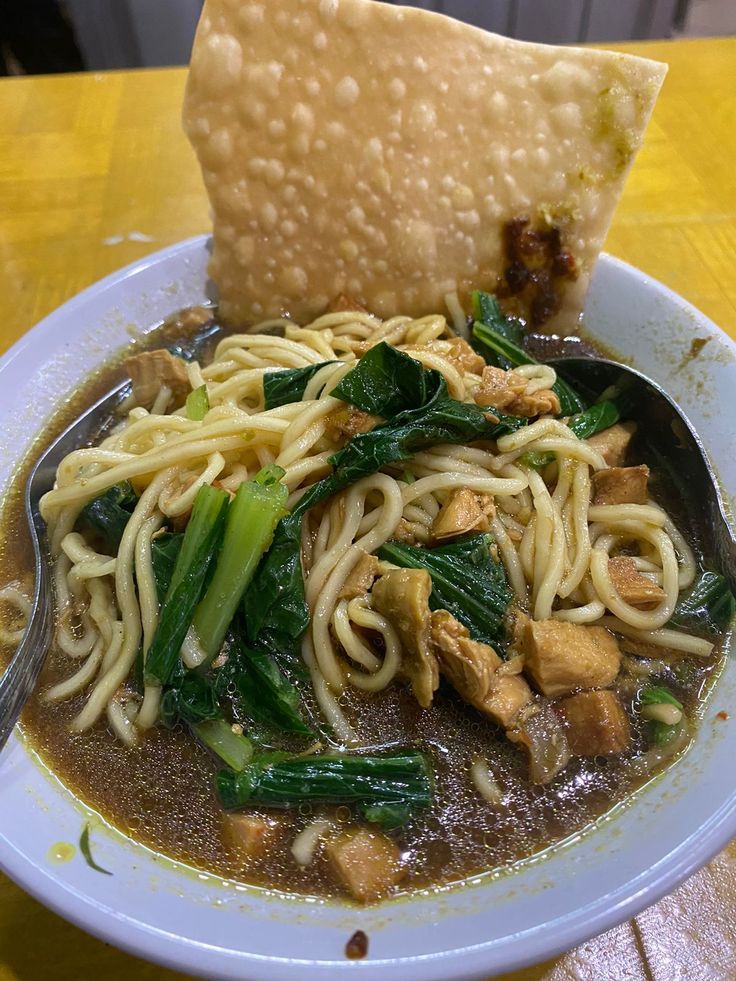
[191,466,288,665]
[216,752,433,823]
[194,720,253,771]
[145,484,229,685]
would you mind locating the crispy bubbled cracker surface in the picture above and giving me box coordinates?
[183,0,666,333]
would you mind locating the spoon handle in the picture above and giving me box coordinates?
[0,523,53,750]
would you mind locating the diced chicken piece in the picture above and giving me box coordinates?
[490,674,535,729]
[443,337,487,375]
[409,337,486,376]
[393,517,427,545]
[124,349,189,406]
[431,488,496,541]
[225,813,283,860]
[326,828,405,902]
[371,569,439,708]
[432,610,499,693]
[608,556,666,607]
[557,690,632,756]
[474,365,560,417]
[522,619,621,698]
[339,551,380,600]
[587,421,637,467]
[592,465,649,505]
[328,293,370,314]
[327,407,382,439]
[431,610,532,728]
[497,654,525,676]
[177,305,214,330]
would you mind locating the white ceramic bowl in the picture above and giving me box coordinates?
[1,237,734,980]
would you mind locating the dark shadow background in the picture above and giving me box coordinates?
[1,0,83,74]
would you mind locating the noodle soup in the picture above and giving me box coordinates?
[1,298,731,903]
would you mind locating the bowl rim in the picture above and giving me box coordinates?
[1,236,735,981]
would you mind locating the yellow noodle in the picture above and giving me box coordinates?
[598,616,714,657]
[71,470,173,732]
[590,526,679,629]
[0,583,33,646]
[342,598,402,691]
[134,513,165,731]
[44,636,105,703]
[40,307,711,749]
[107,695,139,746]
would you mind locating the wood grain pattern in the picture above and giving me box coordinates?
[0,36,734,981]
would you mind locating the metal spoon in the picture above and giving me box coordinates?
[0,380,131,750]
[550,356,736,591]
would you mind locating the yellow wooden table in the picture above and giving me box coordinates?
[1,35,735,981]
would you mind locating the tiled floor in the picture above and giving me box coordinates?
[684,0,736,35]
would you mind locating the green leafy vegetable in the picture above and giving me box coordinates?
[520,451,556,470]
[242,512,309,659]
[244,396,524,656]
[160,669,222,726]
[228,639,313,737]
[670,571,736,634]
[216,752,432,826]
[472,318,585,416]
[145,484,229,685]
[79,824,112,876]
[191,467,288,666]
[639,686,683,710]
[194,719,253,771]
[567,401,621,440]
[472,290,523,348]
[648,720,683,747]
[322,397,525,494]
[150,531,183,602]
[263,362,335,409]
[77,482,138,551]
[331,341,443,417]
[638,685,684,747]
[517,402,620,467]
[185,384,210,421]
[358,801,413,830]
[160,666,253,769]
[378,534,512,649]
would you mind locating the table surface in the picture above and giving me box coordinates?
[1,34,735,981]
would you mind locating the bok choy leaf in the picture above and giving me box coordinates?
[216,751,433,826]
[194,720,253,771]
[567,401,620,440]
[228,638,314,737]
[263,362,335,409]
[377,534,512,648]
[472,290,524,348]
[331,341,444,417]
[670,571,736,634]
[77,482,138,551]
[145,484,229,685]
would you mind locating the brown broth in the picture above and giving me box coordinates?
[0,312,724,902]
